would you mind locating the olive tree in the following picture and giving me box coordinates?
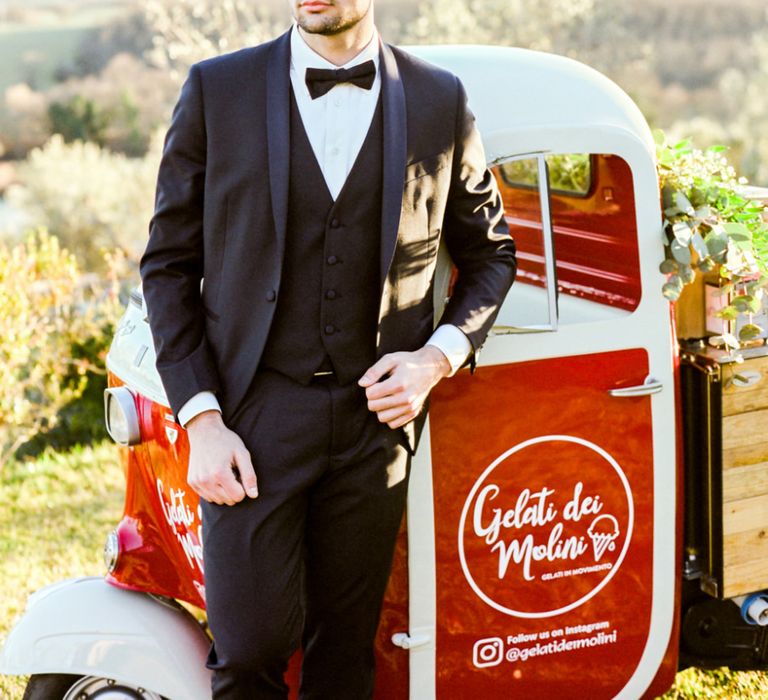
[142,0,286,78]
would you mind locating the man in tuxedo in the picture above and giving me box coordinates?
[140,0,516,697]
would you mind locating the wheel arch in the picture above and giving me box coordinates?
[0,577,211,700]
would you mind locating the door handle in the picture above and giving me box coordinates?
[609,376,663,398]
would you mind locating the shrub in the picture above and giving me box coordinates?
[5,133,161,269]
[48,94,111,145]
[0,83,50,158]
[44,52,179,156]
[0,230,122,469]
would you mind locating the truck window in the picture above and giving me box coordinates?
[500,153,592,198]
[489,154,558,332]
[491,153,642,331]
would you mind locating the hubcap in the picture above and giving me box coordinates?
[62,676,163,700]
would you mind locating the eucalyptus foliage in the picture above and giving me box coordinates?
[657,132,768,348]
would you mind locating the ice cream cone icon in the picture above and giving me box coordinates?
[587,515,620,561]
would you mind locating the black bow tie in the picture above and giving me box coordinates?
[305,60,376,100]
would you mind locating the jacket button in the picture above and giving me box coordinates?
[326,255,338,265]
[266,290,276,302]
[324,324,336,335]
[325,289,337,300]
[330,218,340,228]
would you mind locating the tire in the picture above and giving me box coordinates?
[22,674,166,700]
[22,675,80,700]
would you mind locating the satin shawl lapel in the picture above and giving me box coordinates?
[266,30,292,263]
[379,42,407,287]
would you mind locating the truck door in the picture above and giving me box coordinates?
[407,151,678,699]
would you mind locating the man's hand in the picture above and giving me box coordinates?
[185,410,258,505]
[359,345,452,429]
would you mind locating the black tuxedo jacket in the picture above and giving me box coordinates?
[140,29,517,447]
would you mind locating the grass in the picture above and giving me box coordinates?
[662,667,768,699]
[0,442,766,698]
[0,442,124,699]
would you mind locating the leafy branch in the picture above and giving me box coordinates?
[657,131,768,348]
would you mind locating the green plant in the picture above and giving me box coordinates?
[15,325,113,460]
[0,230,122,469]
[48,94,111,145]
[657,131,768,349]
[6,133,161,268]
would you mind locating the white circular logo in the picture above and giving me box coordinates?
[458,435,634,618]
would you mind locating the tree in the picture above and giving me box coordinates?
[6,134,162,268]
[399,0,595,52]
[142,0,286,79]
[733,29,768,184]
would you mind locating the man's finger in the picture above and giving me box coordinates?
[212,483,238,506]
[235,448,259,498]
[374,404,414,425]
[387,413,416,429]
[215,463,245,503]
[358,354,398,388]
[364,371,407,400]
[196,481,225,505]
[367,390,413,412]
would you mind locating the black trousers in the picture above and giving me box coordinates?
[201,369,411,699]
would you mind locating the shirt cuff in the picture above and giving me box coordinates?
[177,391,222,428]
[426,324,472,376]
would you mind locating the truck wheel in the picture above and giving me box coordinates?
[22,674,166,700]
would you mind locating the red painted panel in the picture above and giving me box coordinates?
[106,381,206,609]
[429,349,655,698]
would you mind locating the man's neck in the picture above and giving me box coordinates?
[297,22,375,67]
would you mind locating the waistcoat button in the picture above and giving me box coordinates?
[326,255,338,265]
[266,290,276,302]
[325,289,337,300]
[324,324,336,335]
[330,218,340,228]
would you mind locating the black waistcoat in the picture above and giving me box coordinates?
[260,89,383,385]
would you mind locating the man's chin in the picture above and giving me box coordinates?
[298,21,343,36]
[297,13,359,36]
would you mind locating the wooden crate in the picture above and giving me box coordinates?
[721,357,768,597]
[675,270,721,340]
[681,348,768,598]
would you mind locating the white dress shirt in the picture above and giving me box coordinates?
[177,26,471,427]
[290,22,381,199]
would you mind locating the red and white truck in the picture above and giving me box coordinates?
[2,44,767,700]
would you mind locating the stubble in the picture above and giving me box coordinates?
[295,1,372,36]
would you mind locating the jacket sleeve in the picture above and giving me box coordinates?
[436,76,517,356]
[139,63,221,417]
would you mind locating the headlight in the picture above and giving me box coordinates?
[104,529,120,573]
[104,387,141,446]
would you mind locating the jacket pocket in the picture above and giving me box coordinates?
[202,194,229,312]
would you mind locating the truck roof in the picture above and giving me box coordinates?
[407,44,655,165]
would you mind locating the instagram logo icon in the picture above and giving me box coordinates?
[473,637,504,668]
